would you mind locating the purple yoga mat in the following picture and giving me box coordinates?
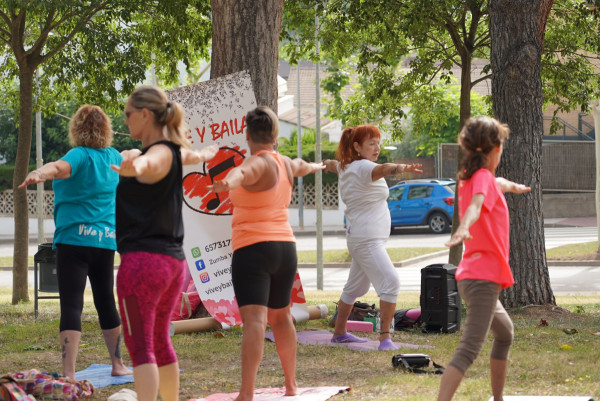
[265,330,430,351]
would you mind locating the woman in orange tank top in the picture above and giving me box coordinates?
[209,106,324,401]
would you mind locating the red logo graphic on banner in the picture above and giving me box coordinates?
[182,146,246,215]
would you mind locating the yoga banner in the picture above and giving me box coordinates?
[168,71,308,327]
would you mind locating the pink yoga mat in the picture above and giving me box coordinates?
[265,330,430,352]
[189,386,350,401]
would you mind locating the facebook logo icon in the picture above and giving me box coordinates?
[195,259,206,271]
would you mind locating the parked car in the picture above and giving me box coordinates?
[387,179,455,234]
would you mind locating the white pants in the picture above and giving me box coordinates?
[340,237,401,304]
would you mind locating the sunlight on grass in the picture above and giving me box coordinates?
[297,247,445,263]
[0,242,598,268]
[1,286,599,400]
[546,241,598,260]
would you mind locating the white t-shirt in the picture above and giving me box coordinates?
[338,159,391,239]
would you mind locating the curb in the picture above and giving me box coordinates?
[547,260,600,266]
[3,253,600,271]
[298,249,450,269]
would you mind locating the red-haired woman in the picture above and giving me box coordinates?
[323,125,422,350]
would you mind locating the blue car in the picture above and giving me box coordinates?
[387,179,455,234]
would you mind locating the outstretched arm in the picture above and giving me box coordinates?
[289,158,325,177]
[496,177,531,194]
[444,193,484,247]
[372,162,423,181]
[181,144,219,166]
[18,160,72,189]
[111,144,174,184]
[322,159,340,175]
[208,156,268,193]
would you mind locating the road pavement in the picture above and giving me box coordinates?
[1,216,599,294]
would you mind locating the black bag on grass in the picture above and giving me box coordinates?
[392,353,445,374]
[394,308,422,331]
[329,301,379,327]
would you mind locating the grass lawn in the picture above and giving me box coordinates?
[2,241,599,267]
[1,288,599,400]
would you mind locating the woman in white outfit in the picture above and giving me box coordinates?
[323,125,422,350]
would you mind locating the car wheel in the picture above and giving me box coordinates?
[428,212,449,234]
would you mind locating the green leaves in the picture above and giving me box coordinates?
[0,0,212,114]
[283,0,600,147]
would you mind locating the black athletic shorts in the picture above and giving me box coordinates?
[231,241,297,309]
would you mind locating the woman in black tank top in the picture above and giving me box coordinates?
[111,85,217,401]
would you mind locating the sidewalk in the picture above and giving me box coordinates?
[0,216,597,242]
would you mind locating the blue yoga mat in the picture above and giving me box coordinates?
[75,364,134,389]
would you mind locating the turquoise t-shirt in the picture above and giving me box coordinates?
[52,147,123,250]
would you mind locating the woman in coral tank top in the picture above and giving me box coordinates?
[209,106,324,401]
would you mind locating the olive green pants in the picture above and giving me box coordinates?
[449,279,514,374]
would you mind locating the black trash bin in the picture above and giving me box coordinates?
[35,243,58,292]
[34,242,60,318]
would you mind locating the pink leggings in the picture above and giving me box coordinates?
[116,251,184,367]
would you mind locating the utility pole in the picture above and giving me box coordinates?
[296,42,304,229]
[35,70,44,243]
[315,5,323,290]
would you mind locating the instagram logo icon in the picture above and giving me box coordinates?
[199,272,210,283]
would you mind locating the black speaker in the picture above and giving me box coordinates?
[420,263,461,333]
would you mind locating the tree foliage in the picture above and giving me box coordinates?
[408,80,490,157]
[283,0,600,137]
[0,0,212,115]
[0,0,211,303]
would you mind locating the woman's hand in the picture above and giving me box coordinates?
[444,226,472,247]
[511,183,531,194]
[121,149,142,162]
[309,162,326,173]
[111,156,148,177]
[18,171,45,188]
[402,163,423,175]
[207,180,231,193]
[196,144,219,162]
[496,177,531,194]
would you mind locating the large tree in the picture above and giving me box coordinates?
[489,0,555,307]
[210,0,284,111]
[0,0,211,304]
[283,0,600,306]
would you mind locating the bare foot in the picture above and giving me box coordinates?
[285,387,298,396]
[233,392,253,401]
[285,382,298,396]
[111,364,133,376]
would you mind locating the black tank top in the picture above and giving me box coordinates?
[116,140,185,260]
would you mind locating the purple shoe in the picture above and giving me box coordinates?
[378,338,399,351]
[330,332,368,343]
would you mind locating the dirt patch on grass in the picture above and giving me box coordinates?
[512,303,586,322]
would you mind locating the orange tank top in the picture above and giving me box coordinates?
[229,151,295,251]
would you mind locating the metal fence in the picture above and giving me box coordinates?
[437,141,596,191]
[0,182,341,218]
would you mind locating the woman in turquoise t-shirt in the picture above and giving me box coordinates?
[19,105,131,379]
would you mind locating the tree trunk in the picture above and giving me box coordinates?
[489,0,555,307]
[12,66,35,304]
[448,56,472,266]
[210,0,284,112]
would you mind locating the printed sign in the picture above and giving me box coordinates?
[169,71,307,327]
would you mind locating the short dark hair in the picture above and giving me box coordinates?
[245,106,279,144]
